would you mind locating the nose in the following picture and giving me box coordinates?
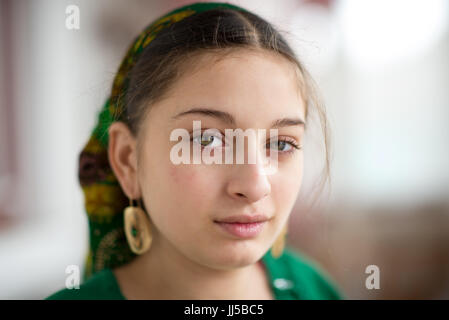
[226,161,272,203]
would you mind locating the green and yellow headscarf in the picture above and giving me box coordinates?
[78,2,249,281]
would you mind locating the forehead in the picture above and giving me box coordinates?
[147,49,306,127]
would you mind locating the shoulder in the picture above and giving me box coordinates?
[45,269,125,300]
[263,246,345,300]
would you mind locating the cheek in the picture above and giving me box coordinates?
[169,164,200,192]
[167,164,216,212]
[169,164,196,182]
[159,165,223,242]
[273,160,304,212]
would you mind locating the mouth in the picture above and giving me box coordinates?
[213,214,272,239]
[214,214,271,224]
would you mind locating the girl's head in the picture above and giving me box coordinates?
[81,2,330,275]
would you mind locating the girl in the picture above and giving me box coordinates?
[46,1,343,300]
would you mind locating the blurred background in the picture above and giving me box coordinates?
[1,0,448,299]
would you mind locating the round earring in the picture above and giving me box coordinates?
[271,223,288,259]
[124,198,152,255]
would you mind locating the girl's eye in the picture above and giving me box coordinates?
[191,132,224,148]
[190,132,300,155]
[267,138,301,155]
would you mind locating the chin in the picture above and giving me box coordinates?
[203,243,266,270]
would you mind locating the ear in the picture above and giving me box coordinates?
[108,122,141,199]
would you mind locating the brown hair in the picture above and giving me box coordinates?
[120,7,331,208]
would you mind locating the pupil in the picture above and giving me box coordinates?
[278,141,285,150]
[202,136,213,146]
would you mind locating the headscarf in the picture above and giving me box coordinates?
[78,2,250,282]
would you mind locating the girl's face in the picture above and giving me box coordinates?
[136,50,306,269]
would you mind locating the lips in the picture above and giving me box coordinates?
[213,214,270,224]
[213,214,272,238]
[215,221,266,238]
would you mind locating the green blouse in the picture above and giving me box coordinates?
[45,246,344,300]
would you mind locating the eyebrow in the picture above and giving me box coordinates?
[171,107,306,129]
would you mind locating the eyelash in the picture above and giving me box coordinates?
[189,130,302,156]
[270,137,302,156]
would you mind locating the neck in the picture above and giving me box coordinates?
[114,233,273,299]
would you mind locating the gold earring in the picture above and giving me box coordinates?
[271,223,287,259]
[124,198,152,255]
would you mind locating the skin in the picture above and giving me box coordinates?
[108,49,306,299]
